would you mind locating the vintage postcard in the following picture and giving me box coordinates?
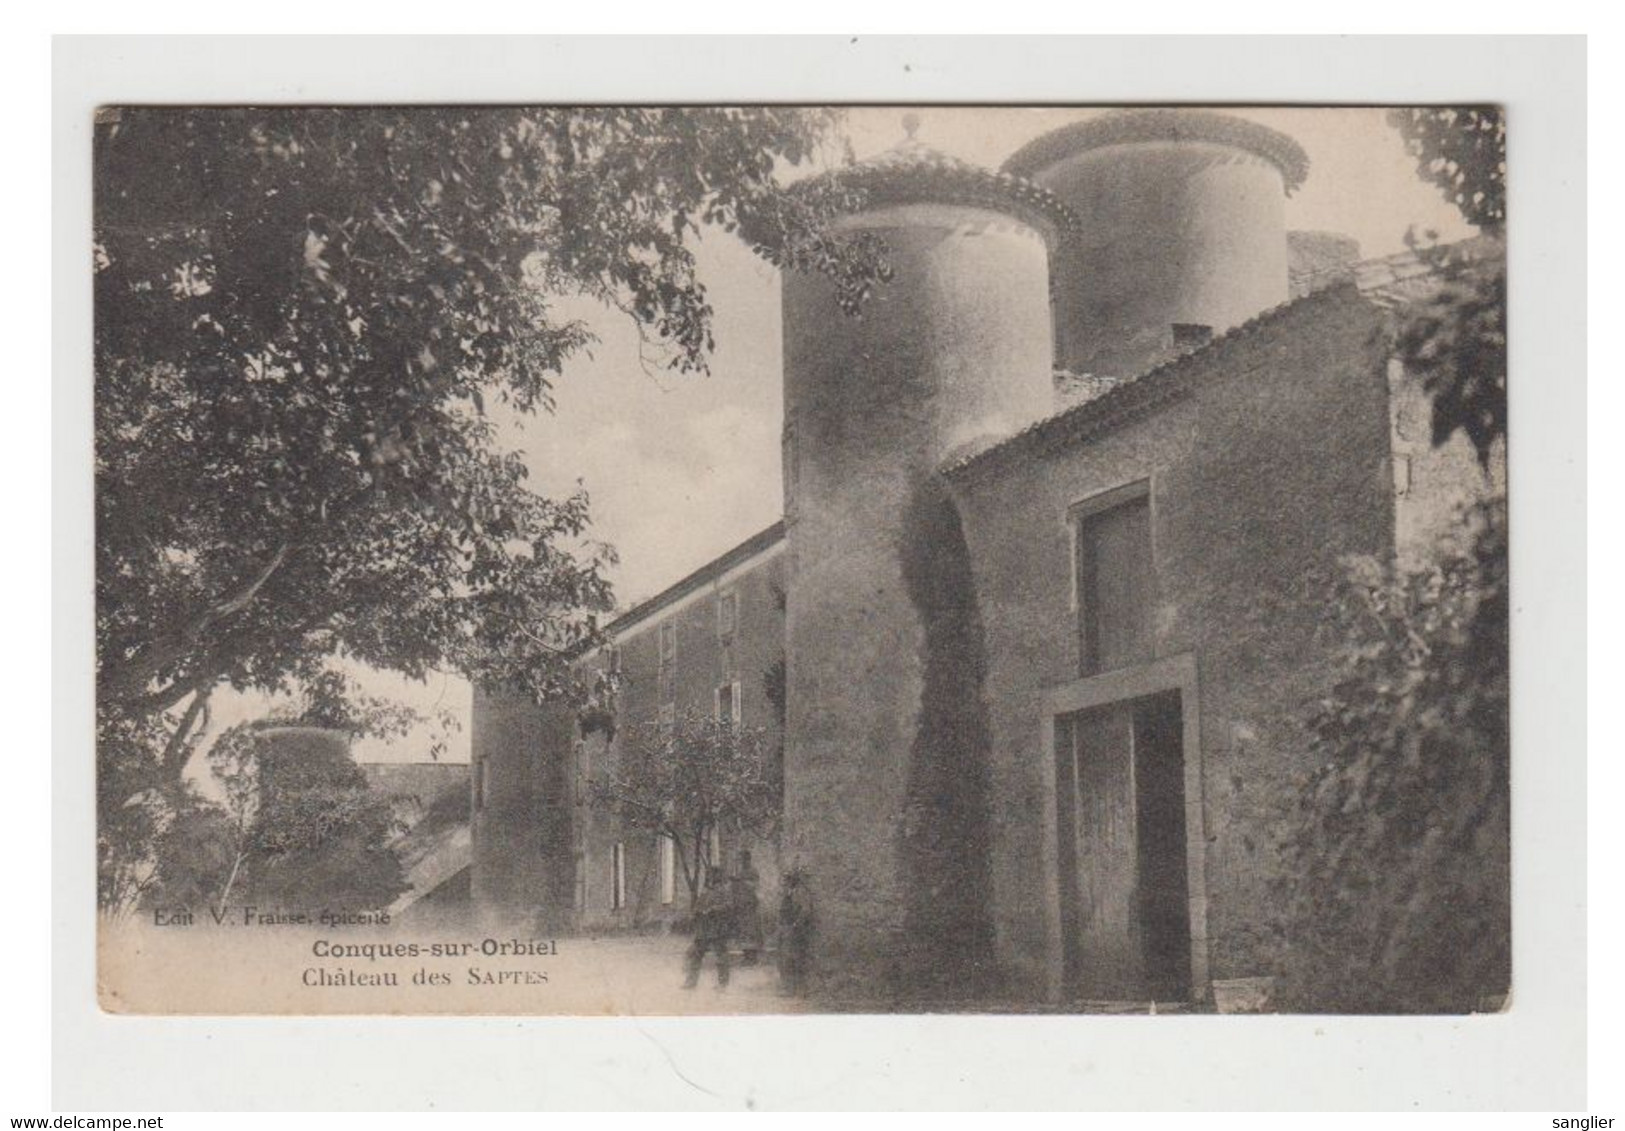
[94,103,1509,1017]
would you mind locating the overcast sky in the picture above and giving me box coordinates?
[203,106,1479,768]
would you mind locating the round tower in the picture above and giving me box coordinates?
[779,123,1072,992]
[470,685,578,929]
[1288,229,1362,296]
[253,724,350,765]
[1004,109,1309,379]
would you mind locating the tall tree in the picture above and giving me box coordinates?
[94,108,883,906]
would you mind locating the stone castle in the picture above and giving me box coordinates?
[460,109,1499,1006]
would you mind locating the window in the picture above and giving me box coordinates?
[611,842,626,911]
[1171,322,1213,350]
[573,741,586,807]
[707,824,723,874]
[782,419,799,513]
[659,834,676,905]
[718,592,739,680]
[716,591,738,639]
[608,644,623,675]
[715,680,742,726]
[658,622,677,701]
[1073,482,1155,676]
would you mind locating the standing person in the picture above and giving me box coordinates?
[733,849,765,966]
[683,871,734,990]
[777,866,816,998]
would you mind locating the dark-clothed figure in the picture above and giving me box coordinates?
[683,873,734,989]
[733,849,764,966]
[777,867,816,997]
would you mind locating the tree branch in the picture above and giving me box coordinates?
[590,779,673,835]
[101,543,291,707]
[204,543,289,624]
[489,610,572,657]
[159,681,215,783]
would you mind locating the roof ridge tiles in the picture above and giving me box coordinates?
[600,520,786,639]
[1001,108,1312,193]
[942,234,1495,481]
[795,141,1080,237]
[941,282,1363,481]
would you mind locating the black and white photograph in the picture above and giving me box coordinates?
[90,99,1515,1019]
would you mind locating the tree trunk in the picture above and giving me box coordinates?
[688,827,709,912]
[216,848,248,920]
[100,544,289,706]
[159,683,214,784]
[671,835,695,913]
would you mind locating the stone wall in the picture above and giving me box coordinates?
[360,761,469,828]
[1387,357,1506,571]
[468,684,576,928]
[1031,141,1290,379]
[574,545,787,932]
[780,203,1055,997]
[1288,230,1362,297]
[946,287,1396,1000]
[470,535,787,934]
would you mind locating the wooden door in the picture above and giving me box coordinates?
[1132,691,1191,1001]
[1059,703,1142,998]
[1056,692,1192,1002]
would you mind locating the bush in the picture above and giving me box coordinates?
[1274,497,1508,1013]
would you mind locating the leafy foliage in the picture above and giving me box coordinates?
[99,669,457,913]
[1387,107,1505,233]
[141,793,239,912]
[761,657,787,729]
[1392,251,1506,469]
[1274,107,1510,1011]
[588,709,780,910]
[94,107,883,907]
[576,669,621,743]
[97,709,184,915]
[295,668,462,758]
[145,724,410,915]
[1388,107,1507,468]
[1275,500,1508,1012]
[96,107,881,717]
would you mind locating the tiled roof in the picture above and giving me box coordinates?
[1054,371,1126,407]
[1002,109,1311,193]
[941,236,1499,482]
[360,761,469,808]
[940,283,1362,482]
[602,521,786,639]
[797,135,1078,238]
[1353,236,1503,307]
[589,235,1498,633]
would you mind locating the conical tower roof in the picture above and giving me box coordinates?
[1002,108,1310,193]
[799,114,1077,238]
